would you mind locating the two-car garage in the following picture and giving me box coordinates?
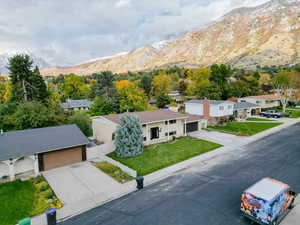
[39,146,87,171]
[185,115,208,133]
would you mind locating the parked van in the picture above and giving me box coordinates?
[241,178,296,225]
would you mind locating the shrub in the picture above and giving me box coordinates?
[42,190,54,199]
[36,181,48,192]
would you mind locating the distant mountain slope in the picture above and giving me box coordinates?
[41,0,300,76]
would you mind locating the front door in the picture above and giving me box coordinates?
[150,127,159,140]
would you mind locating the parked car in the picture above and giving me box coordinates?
[260,110,284,118]
[241,178,296,225]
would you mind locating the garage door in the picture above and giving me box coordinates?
[186,122,199,133]
[42,147,84,171]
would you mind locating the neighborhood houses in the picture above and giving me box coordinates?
[0,7,300,225]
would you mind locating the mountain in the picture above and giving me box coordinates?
[0,52,51,74]
[41,0,300,76]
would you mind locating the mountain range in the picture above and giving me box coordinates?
[2,0,300,76]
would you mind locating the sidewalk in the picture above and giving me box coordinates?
[31,118,300,224]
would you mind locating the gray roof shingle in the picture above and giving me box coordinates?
[234,102,261,110]
[102,110,188,124]
[60,99,92,109]
[186,100,231,105]
[0,125,89,161]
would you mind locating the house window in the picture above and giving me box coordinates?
[143,137,147,141]
[169,120,176,124]
[219,106,224,110]
[169,131,176,136]
[165,132,168,136]
[256,101,261,104]
[228,105,232,109]
[165,121,168,125]
[142,124,146,128]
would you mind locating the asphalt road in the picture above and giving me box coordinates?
[59,123,300,225]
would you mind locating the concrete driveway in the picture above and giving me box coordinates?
[189,130,247,147]
[43,162,123,205]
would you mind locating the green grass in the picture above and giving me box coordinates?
[208,122,282,136]
[0,177,62,225]
[93,162,133,183]
[108,137,222,176]
[246,117,274,121]
[287,110,300,118]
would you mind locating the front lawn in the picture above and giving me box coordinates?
[0,177,62,225]
[287,110,300,118]
[246,117,274,121]
[108,137,222,176]
[93,162,133,183]
[208,122,282,136]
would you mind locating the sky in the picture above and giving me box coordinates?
[0,0,269,66]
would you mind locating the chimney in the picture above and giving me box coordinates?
[203,98,210,118]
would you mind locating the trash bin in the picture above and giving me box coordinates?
[18,218,31,225]
[136,176,144,190]
[45,208,57,225]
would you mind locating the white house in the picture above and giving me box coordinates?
[185,99,234,119]
[238,95,281,109]
[233,102,261,119]
[92,110,207,145]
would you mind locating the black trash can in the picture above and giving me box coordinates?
[45,208,57,225]
[136,176,144,190]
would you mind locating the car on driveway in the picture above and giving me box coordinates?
[241,178,296,225]
[260,110,284,118]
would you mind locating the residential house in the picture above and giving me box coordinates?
[92,110,207,146]
[233,102,261,119]
[185,99,234,120]
[0,125,89,181]
[238,95,281,109]
[60,99,93,111]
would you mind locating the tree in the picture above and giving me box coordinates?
[186,67,211,97]
[94,71,116,99]
[140,75,153,96]
[151,74,172,97]
[0,77,10,104]
[69,111,92,137]
[117,83,149,112]
[115,114,144,158]
[30,66,49,103]
[63,74,90,99]
[6,101,66,130]
[210,64,232,99]
[272,71,294,113]
[7,54,48,103]
[115,80,133,90]
[156,94,171,108]
[90,96,115,116]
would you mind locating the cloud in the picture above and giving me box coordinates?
[0,0,269,66]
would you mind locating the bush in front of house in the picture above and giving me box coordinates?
[115,114,144,158]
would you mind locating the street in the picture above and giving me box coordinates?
[59,123,300,225]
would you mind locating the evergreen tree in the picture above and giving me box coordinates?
[7,55,49,103]
[156,94,171,108]
[115,114,144,158]
[8,54,34,102]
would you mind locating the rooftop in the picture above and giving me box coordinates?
[186,100,232,105]
[245,94,282,100]
[0,125,89,161]
[101,110,188,124]
[234,102,261,110]
[245,178,289,202]
[60,99,93,109]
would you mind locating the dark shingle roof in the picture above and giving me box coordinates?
[0,125,89,161]
[60,99,92,109]
[102,110,188,124]
[186,100,231,105]
[186,114,206,122]
[234,102,261,110]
